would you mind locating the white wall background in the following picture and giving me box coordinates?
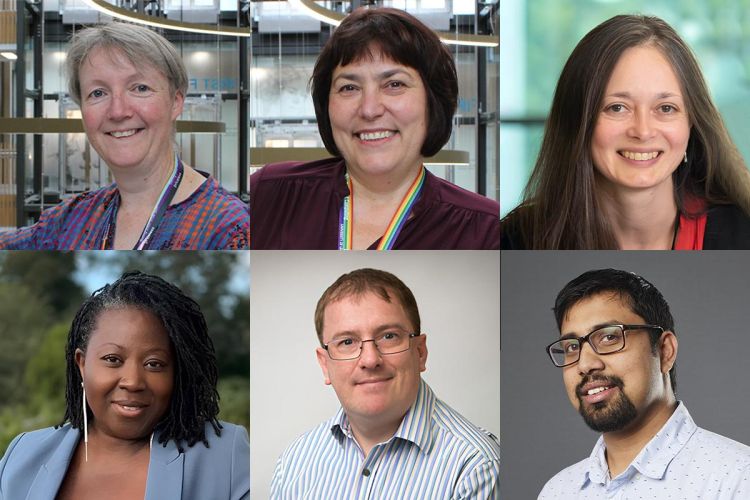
[250,251,500,499]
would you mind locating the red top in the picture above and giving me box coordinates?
[673,197,708,250]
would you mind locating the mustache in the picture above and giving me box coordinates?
[576,374,625,398]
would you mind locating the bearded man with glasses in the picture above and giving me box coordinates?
[269,268,500,499]
[539,268,750,499]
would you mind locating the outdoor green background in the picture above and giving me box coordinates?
[0,251,250,456]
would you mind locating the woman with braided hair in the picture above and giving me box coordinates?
[0,271,250,500]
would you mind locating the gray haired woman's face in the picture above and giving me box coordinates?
[77,46,184,173]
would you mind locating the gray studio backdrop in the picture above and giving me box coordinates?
[501,251,750,499]
[250,251,500,499]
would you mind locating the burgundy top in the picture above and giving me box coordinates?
[250,157,500,250]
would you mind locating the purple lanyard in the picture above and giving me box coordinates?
[101,155,184,250]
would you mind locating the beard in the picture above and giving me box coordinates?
[576,375,637,433]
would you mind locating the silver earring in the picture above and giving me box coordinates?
[684,151,688,164]
[82,381,88,462]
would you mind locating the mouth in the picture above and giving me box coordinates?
[618,150,662,161]
[111,400,148,416]
[577,376,623,404]
[355,130,396,142]
[107,128,143,139]
[356,377,392,386]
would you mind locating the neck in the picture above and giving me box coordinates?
[85,424,152,460]
[348,413,404,458]
[598,182,678,250]
[113,152,176,211]
[602,397,678,478]
[347,163,423,202]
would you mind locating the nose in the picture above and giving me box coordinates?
[358,86,385,121]
[107,91,133,121]
[626,108,655,140]
[357,339,383,368]
[119,361,146,391]
[576,342,605,375]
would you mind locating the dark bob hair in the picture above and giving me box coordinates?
[60,271,221,451]
[311,7,458,158]
[503,14,750,249]
[553,268,677,394]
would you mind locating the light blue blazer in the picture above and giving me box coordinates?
[0,421,249,500]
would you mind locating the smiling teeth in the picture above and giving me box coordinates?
[587,386,610,395]
[110,129,137,138]
[359,131,394,141]
[621,151,658,161]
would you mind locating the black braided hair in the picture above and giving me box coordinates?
[59,270,222,451]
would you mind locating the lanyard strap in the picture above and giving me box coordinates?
[338,167,426,250]
[101,154,184,250]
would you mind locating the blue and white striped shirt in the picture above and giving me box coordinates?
[270,380,500,499]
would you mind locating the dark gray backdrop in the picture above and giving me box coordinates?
[501,251,750,499]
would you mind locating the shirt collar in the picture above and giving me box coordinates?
[329,378,435,453]
[582,402,697,488]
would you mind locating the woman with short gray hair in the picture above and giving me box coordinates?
[0,22,248,250]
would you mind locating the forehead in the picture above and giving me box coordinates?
[322,291,410,335]
[89,306,171,349]
[606,45,682,94]
[333,47,418,76]
[560,292,643,335]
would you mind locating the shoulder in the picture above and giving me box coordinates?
[427,173,499,218]
[184,421,249,460]
[251,158,344,186]
[431,397,501,463]
[703,203,750,249]
[0,426,76,492]
[538,457,589,499]
[278,418,335,463]
[689,426,750,467]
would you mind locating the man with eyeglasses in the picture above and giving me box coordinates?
[269,268,500,499]
[539,268,750,499]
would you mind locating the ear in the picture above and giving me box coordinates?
[415,334,428,372]
[75,348,86,381]
[316,347,332,385]
[658,331,678,374]
[171,90,185,121]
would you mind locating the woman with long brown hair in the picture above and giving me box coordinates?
[501,14,750,249]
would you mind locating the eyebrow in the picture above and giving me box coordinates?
[559,320,623,339]
[332,68,414,84]
[328,322,410,339]
[605,91,682,100]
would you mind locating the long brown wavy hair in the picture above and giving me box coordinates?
[502,14,750,249]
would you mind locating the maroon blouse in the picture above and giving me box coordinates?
[250,157,500,249]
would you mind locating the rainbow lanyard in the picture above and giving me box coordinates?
[101,154,184,250]
[338,167,426,250]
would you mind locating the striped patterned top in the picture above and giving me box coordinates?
[270,380,500,499]
[0,175,249,250]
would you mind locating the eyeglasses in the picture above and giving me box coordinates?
[323,332,420,360]
[546,324,663,367]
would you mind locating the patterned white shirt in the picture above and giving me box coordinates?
[539,402,750,499]
[270,380,500,499]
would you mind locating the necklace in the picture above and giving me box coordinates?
[338,167,426,250]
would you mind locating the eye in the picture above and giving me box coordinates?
[335,337,355,347]
[132,83,153,94]
[101,354,121,365]
[336,84,358,95]
[88,89,105,99]
[381,332,401,341]
[145,359,167,370]
[659,104,677,113]
[563,342,580,354]
[605,103,626,113]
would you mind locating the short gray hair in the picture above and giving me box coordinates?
[66,22,188,105]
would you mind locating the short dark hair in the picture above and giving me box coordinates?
[314,268,420,344]
[60,271,221,451]
[553,268,677,393]
[311,7,458,157]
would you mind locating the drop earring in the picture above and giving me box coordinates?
[82,381,88,462]
[684,151,688,164]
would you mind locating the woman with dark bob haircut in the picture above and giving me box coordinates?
[251,7,500,249]
[502,14,750,249]
[0,271,249,500]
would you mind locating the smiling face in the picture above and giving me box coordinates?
[76,306,174,441]
[78,47,184,174]
[316,291,427,428]
[560,292,674,433]
[328,48,428,182]
[591,45,690,195]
